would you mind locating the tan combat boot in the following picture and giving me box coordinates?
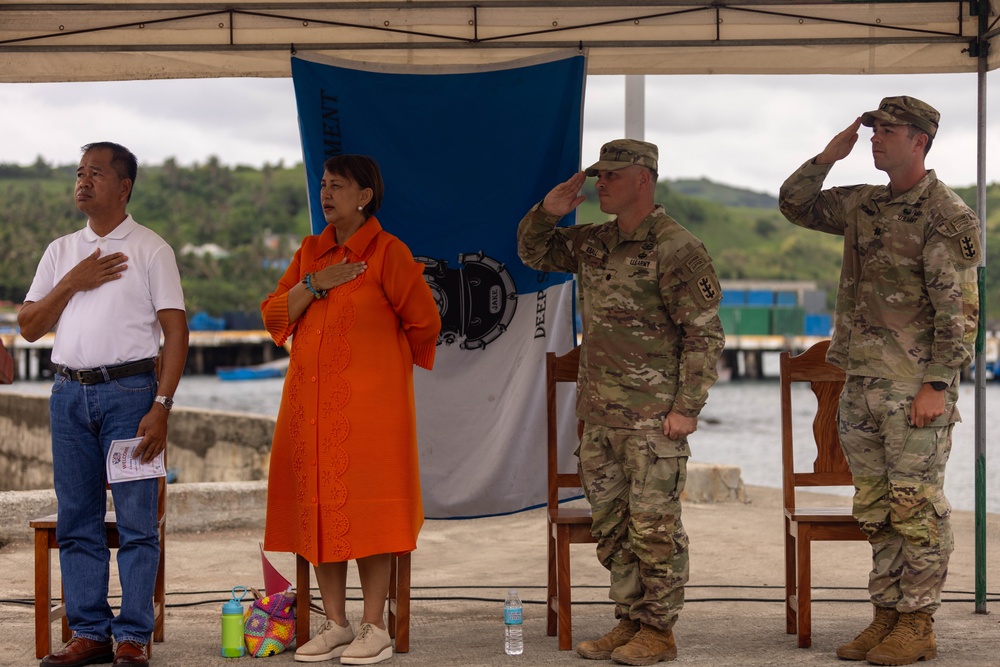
[610,622,677,665]
[576,618,641,660]
[835,605,900,660]
[865,611,936,666]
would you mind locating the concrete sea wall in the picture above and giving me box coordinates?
[0,392,275,490]
[0,391,745,544]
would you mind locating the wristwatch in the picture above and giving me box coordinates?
[927,381,948,392]
[153,395,174,411]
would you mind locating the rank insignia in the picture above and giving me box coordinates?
[685,253,708,274]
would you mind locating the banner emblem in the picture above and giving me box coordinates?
[418,252,518,350]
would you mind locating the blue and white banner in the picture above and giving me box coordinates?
[291,51,585,518]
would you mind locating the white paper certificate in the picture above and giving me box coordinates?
[106,437,166,483]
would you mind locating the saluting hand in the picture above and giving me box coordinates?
[542,171,587,216]
[816,117,862,165]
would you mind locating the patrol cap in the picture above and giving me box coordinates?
[860,96,939,139]
[584,139,658,177]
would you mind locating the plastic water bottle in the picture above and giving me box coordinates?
[221,585,247,657]
[504,589,523,655]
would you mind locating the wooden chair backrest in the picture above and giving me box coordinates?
[156,474,166,520]
[546,347,581,512]
[0,337,14,384]
[780,340,851,512]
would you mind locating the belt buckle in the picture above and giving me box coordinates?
[58,364,100,384]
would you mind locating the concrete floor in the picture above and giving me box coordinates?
[2,486,997,666]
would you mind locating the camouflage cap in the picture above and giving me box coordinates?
[584,139,658,176]
[860,96,939,138]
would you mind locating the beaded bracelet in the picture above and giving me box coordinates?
[302,273,328,299]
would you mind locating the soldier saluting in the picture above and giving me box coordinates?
[779,97,981,666]
[518,139,725,665]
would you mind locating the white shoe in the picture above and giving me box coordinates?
[340,623,393,665]
[294,619,354,662]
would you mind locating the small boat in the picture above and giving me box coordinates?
[216,358,288,381]
[216,367,283,381]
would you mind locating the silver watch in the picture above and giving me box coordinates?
[154,395,174,411]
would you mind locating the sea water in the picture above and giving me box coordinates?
[3,377,997,514]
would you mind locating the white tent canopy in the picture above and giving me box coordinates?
[1,1,998,83]
[1,0,995,613]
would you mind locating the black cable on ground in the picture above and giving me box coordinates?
[3,582,997,608]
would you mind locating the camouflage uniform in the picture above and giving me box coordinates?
[779,158,980,614]
[517,202,725,630]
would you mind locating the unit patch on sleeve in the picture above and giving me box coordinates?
[934,213,981,269]
[673,244,721,307]
[697,274,721,304]
[959,234,979,262]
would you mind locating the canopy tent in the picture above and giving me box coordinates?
[0,1,998,82]
[1,0,995,612]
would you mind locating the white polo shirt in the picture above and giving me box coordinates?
[25,215,186,369]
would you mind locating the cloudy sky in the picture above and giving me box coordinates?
[0,71,997,197]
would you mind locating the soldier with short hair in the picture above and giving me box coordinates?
[518,139,725,665]
[779,97,980,666]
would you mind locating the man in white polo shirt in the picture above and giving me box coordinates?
[19,142,188,667]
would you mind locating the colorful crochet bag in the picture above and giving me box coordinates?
[243,589,296,657]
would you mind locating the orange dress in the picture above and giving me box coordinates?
[261,218,440,564]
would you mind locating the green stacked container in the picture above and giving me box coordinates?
[736,307,770,335]
[718,307,739,335]
[772,307,805,335]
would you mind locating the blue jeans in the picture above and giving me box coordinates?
[50,370,160,645]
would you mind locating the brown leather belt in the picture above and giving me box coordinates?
[57,358,156,385]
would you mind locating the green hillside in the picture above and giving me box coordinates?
[577,179,841,280]
[576,178,998,325]
[0,158,310,318]
[2,159,997,327]
[669,177,779,209]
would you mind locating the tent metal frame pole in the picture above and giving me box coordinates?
[625,74,645,141]
[974,17,988,615]
[971,0,990,616]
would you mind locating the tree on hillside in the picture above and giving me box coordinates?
[3,163,998,326]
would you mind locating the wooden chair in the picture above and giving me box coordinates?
[781,340,867,648]
[30,476,167,659]
[295,552,410,653]
[545,346,596,650]
[0,337,14,384]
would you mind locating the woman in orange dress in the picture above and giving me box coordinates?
[261,155,440,665]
